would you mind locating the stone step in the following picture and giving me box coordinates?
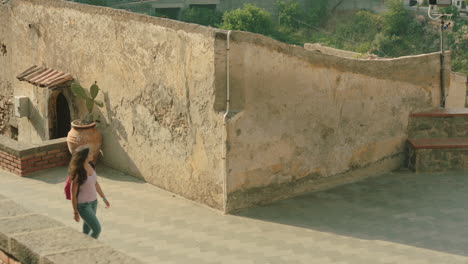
[407,138,468,172]
[408,108,468,139]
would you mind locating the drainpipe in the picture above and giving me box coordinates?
[222,30,232,214]
[440,17,446,108]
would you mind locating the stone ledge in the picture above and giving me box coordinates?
[43,246,140,264]
[0,135,71,176]
[0,199,143,264]
[0,214,64,251]
[0,135,68,158]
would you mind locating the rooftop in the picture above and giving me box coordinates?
[1,166,468,263]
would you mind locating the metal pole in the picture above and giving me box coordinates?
[440,16,446,108]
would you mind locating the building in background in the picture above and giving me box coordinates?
[87,0,388,19]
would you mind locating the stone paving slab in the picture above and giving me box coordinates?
[0,166,468,263]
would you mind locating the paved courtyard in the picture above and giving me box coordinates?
[0,165,467,263]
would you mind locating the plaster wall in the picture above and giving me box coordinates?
[4,0,224,209]
[0,3,14,136]
[218,31,443,211]
[445,72,467,108]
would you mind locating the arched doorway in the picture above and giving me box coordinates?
[56,92,71,138]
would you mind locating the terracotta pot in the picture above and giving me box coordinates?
[67,121,102,163]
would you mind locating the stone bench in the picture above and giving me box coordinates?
[407,138,468,172]
[407,108,468,172]
[408,138,468,149]
[0,136,70,176]
[0,194,142,264]
[408,108,468,139]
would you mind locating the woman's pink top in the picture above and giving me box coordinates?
[77,170,97,203]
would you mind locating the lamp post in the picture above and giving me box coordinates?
[428,1,453,108]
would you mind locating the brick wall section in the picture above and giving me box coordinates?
[17,147,70,176]
[0,249,21,264]
[0,136,70,176]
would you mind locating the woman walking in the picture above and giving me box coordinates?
[69,146,110,239]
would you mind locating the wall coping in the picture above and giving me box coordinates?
[0,135,67,157]
[0,197,142,264]
[10,0,221,38]
[215,30,446,87]
[304,43,374,59]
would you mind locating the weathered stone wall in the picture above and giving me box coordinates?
[3,0,224,209]
[0,3,15,138]
[216,31,444,211]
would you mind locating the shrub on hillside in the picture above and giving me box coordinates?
[334,10,382,51]
[371,0,438,56]
[276,0,303,29]
[180,7,223,27]
[220,4,274,36]
[307,0,328,25]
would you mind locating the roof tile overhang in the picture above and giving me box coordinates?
[16,65,73,88]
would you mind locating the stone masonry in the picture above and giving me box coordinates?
[407,109,468,172]
[0,194,142,264]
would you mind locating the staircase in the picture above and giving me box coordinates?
[407,108,468,172]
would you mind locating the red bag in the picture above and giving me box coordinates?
[64,176,72,200]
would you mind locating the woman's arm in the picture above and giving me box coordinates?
[96,182,110,208]
[71,179,80,222]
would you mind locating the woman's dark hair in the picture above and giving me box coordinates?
[68,146,90,186]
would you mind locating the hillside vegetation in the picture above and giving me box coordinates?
[77,0,467,79]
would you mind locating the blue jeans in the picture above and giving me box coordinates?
[77,199,101,239]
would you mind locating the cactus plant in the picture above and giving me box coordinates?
[70,81,104,125]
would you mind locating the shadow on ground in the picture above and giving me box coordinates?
[235,170,468,256]
[25,164,145,184]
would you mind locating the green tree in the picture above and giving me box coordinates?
[383,0,413,36]
[180,7,223,27]
[75,0,108,7]
[276,0,303,29]
[307,0,328,25]
[334,10,383,52]
[371,0,438,57]
[220,4,274,36]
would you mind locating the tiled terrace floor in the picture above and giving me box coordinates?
[0,166,467,263]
